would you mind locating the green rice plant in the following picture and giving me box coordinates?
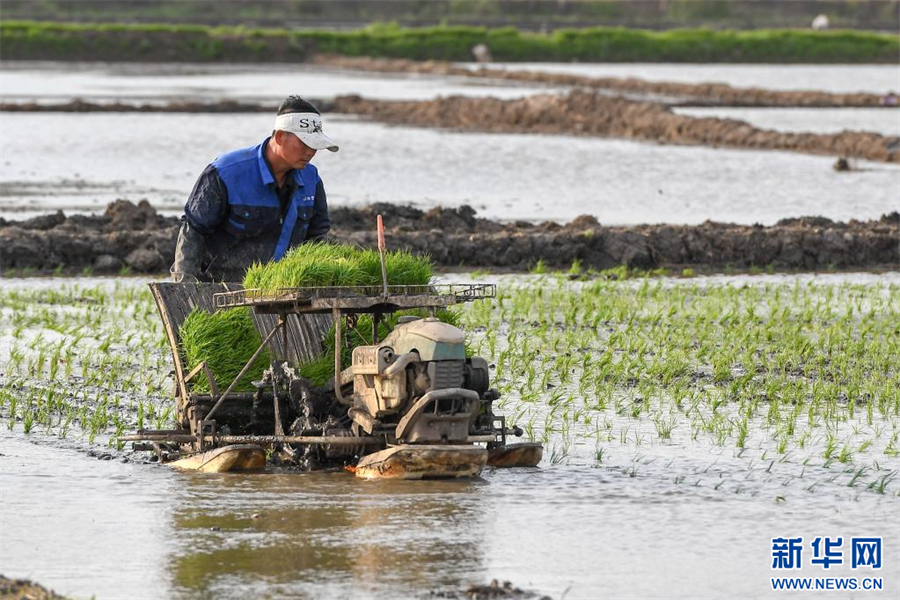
[529,259,548,275]
[22,405,34,433]
[179,307,272,393]
[868,471,897,494]
[2,20,898,64]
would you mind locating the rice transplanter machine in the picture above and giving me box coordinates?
[123,224,541,478]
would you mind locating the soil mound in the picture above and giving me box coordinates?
[0,99,275,113]
[331,91,900,163]
[0,576,69,600]
[1,202,896,275]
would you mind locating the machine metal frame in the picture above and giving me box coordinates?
[121,283,499,458]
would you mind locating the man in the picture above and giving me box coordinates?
[171,96,338,282]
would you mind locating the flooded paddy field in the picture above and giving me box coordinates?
[475,63,900,95]
[2,111,898,224]
[0,61,557,104]
[2,61,898,225]
[7,62,897,105]
[673,107,900,137]
[1,273,898,598]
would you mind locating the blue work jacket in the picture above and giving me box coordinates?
[177,137,330,281]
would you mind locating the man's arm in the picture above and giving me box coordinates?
[170,221,205,282]
[305,179,331,241]
[170,164,228,282]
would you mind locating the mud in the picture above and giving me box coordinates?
[330,91,900,163]
[0,576,69,600]
[431,580,552,600]
[1,200,897,275]
[312,55,899,108]
[6,92,897,163]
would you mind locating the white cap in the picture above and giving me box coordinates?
[274,112,339,152]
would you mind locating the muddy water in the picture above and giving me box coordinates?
[2,274,899,599]
[2,112,899,224]
[4,428,898,600]
[673,107,900,136]
[473,63,900,94]
[0,61,557,104]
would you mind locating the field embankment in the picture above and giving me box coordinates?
[0,201,896,276]
[334,92,900,163]
[1,20,898,63]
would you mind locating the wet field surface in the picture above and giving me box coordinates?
[1,58,899,599]
[2,62,898,224]
[673,106,900,136]
[473,62,900,94]
[2,112,898,224]
[0,61,558,103]
[1,273,898,599]
[3,426,898,600]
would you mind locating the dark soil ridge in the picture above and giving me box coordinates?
[1,201,897,275]
[0,576,69,600]
[332,92,900,163]
[0,99,275,113]
[4,92,897,163]
[312,55,900,108]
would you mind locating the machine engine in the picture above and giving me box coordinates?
[345,316,492,444]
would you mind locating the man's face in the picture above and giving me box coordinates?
[276,131,317,169]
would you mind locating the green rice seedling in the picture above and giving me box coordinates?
[868,471,896,494]
[179,307,272,393]
[243,242,433,291]
[154,407,173,430]
[22,405,34,433]
[838,443,853,464]
[530,259,547,275]
[654,415,675,440]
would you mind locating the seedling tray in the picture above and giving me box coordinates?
[213,283,495,315]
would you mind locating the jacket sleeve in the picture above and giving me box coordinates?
[170,165,228,282]
[183,164,228,235]
[170,220,205,282]
[305,179,331,241]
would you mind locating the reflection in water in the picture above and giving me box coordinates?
[167,470,487,599]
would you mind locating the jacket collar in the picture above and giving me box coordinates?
[258,137,305,188]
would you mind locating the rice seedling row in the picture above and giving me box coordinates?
[1,274,897,499]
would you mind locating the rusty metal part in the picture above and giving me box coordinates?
[169,444,266,473]
[355,444,488,480]
[119,432,384,445]
[213,284,496,313]
[332,306,350,406]
[348,406,380,434]
[120,431,496,445]
[184,361,220,396]
[487,442,544,468]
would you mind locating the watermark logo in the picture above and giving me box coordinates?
[852,538,882,569]
[811,537,843,568]
[771,536,883,591]
[772,537,803,570]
